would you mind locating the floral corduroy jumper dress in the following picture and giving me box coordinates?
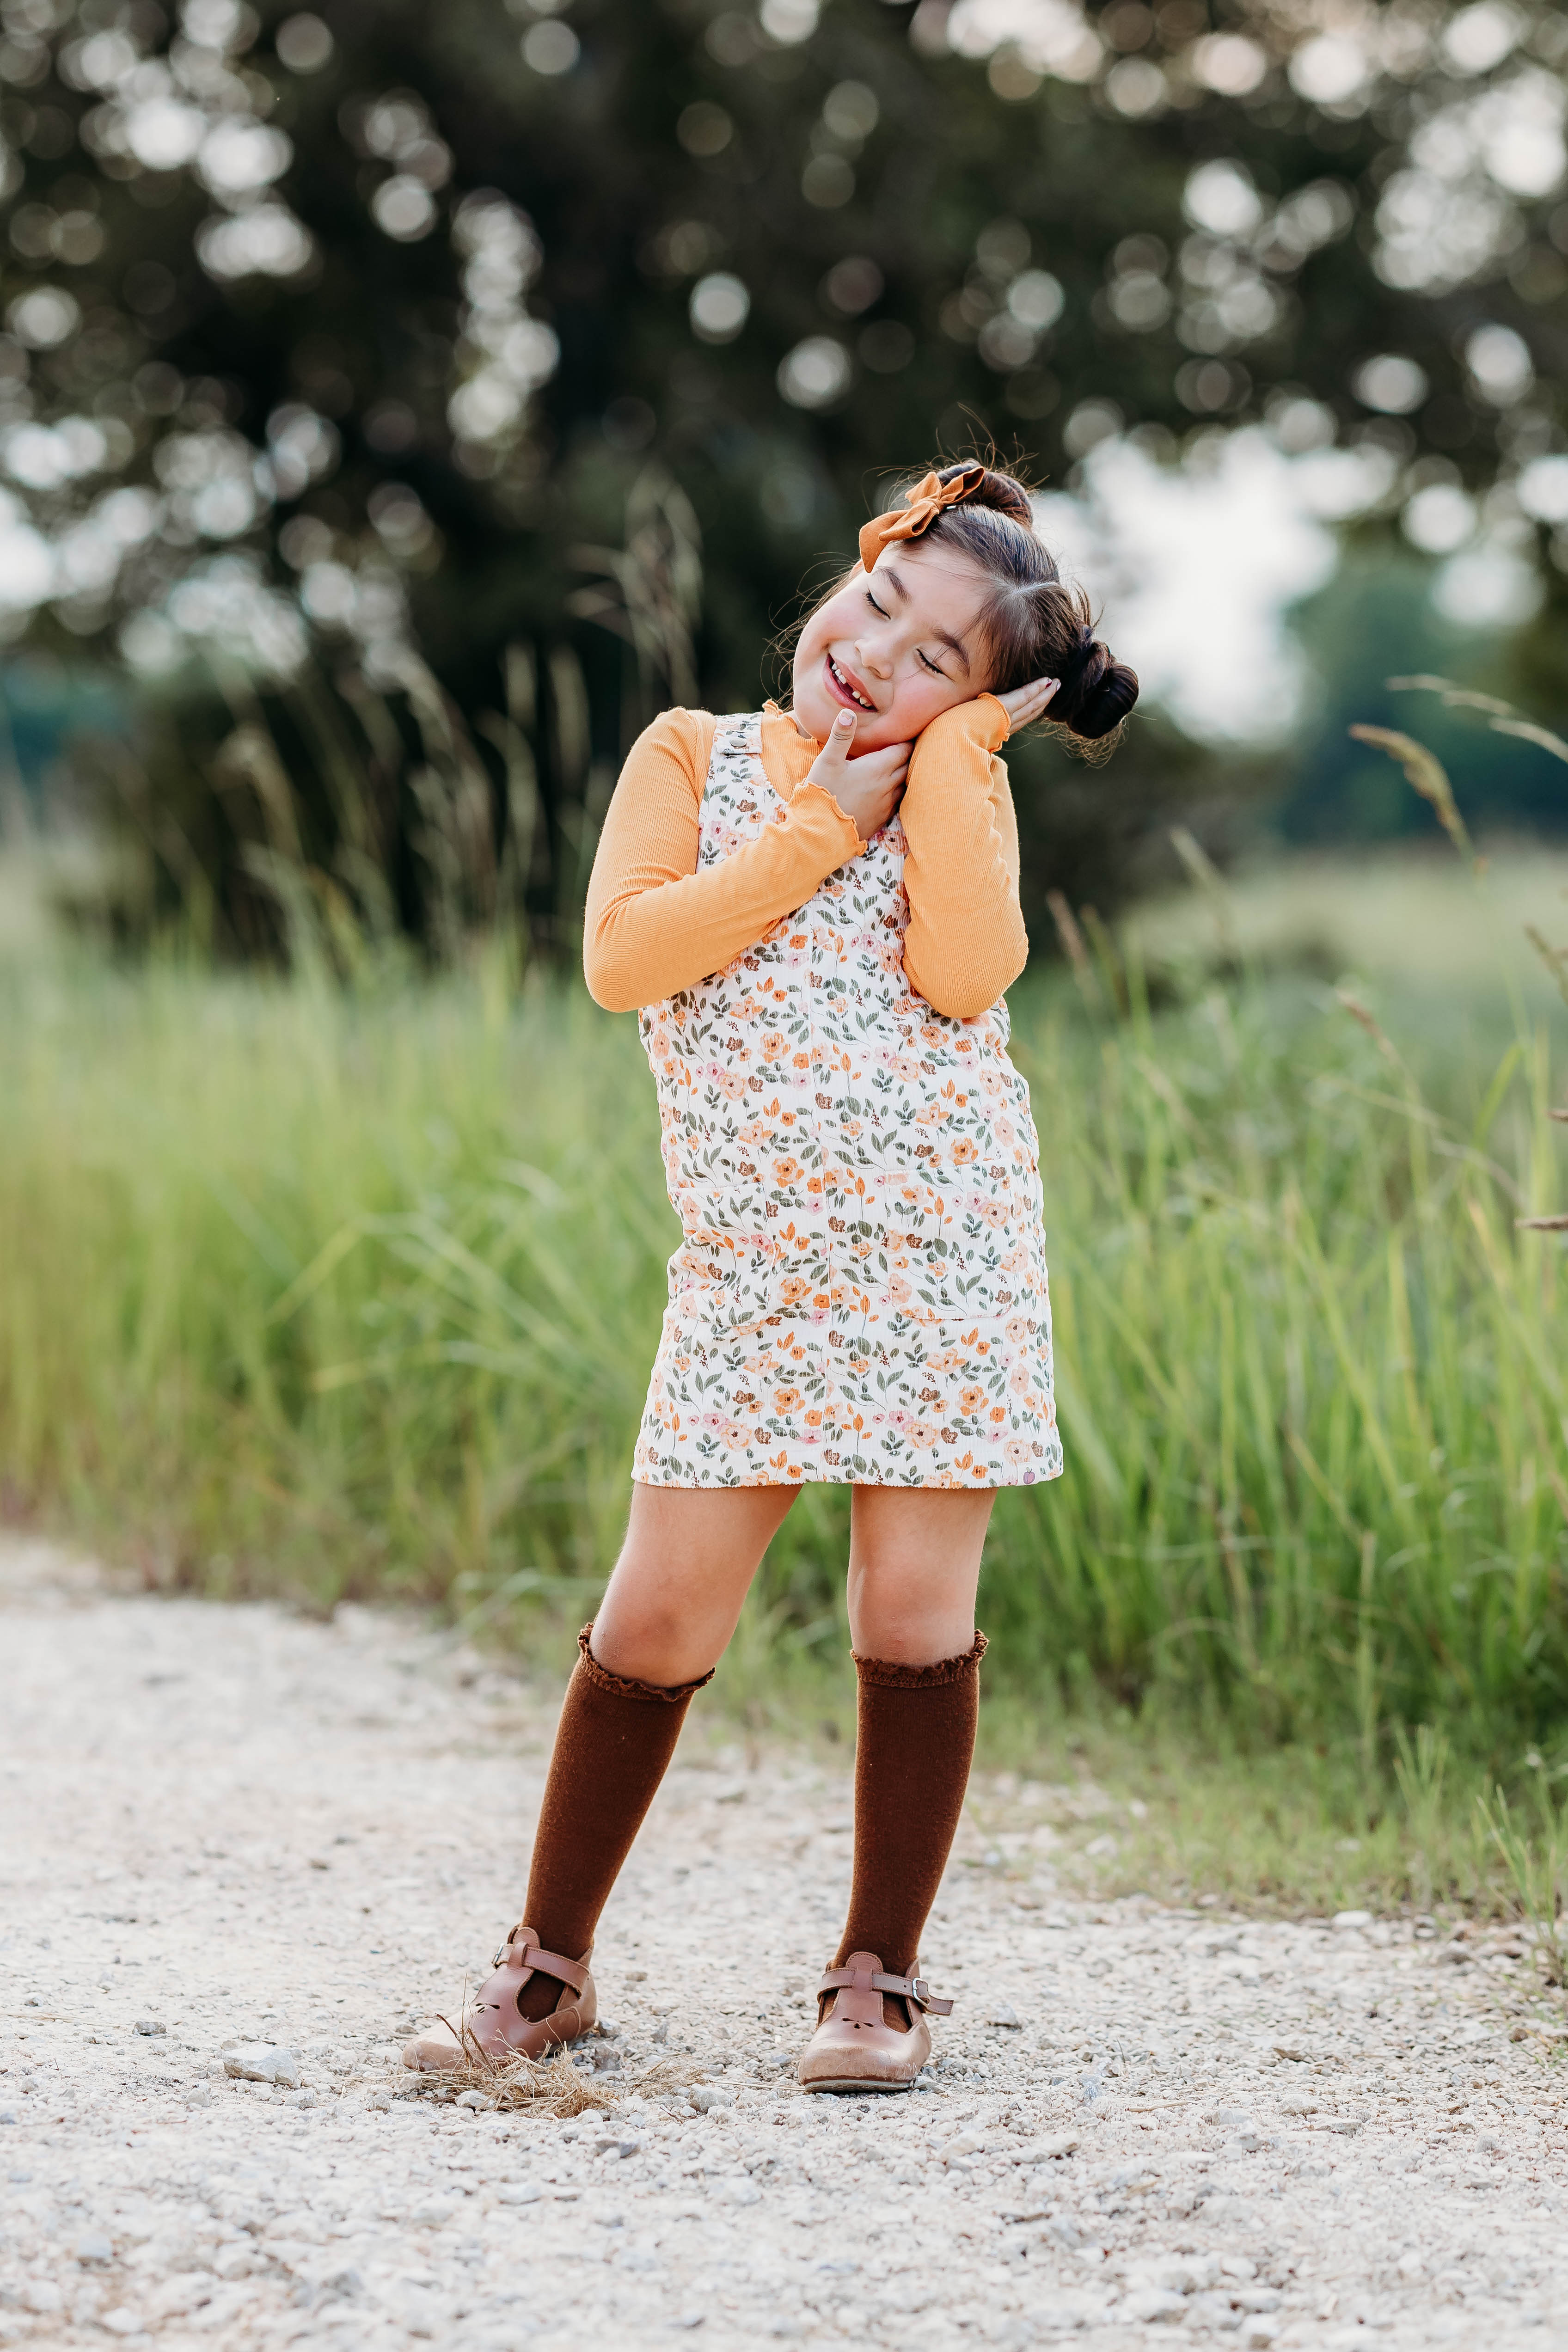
[631,711,1062,1490]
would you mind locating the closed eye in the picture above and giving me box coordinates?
[863,587,950,675]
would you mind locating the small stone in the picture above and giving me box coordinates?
[1331,1911,1373,1930]
[987,2001,1022,2029]
[1038,2132,1079,2159]
[101,2309,144,2337]
[1121,2287,1187,2323]
[73,2229,114,2264]
[213,2246,262,2280]
[689,2084,734,2113]
[1135,2257,1215,2296]
[1437,1943,1474,1967]
[454,2089,489,2110]
[588,2044,622,2074]
[133,2019,166,2037]
[21,2282,64,2316]
[222,2042,301,2088]
[494,2182,542,2205]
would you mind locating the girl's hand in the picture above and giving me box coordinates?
[994,675,1060,731]
[808,710,912,841]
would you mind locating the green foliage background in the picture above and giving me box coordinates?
[3,0,1568,953]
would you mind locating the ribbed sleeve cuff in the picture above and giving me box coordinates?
[786,779,865,863]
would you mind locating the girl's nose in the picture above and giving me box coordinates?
[856,637,893,680]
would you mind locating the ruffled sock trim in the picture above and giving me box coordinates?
[851,1629,987,1690]
[576,1622,716,1704]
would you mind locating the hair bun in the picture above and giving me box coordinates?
[1058,631,1139,741]
[937,460,1033,530]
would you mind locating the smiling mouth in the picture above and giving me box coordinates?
[825,653,876,713]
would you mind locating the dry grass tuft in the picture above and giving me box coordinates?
[392,2015,713,2114]
[399,2038,620,2115]
[390,1989,626,2114]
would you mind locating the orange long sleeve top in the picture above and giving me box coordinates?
[582,694,1029,1021]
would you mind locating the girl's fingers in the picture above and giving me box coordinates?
[999,675,1060,723]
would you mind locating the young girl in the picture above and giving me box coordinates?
[404,459,1137,2093]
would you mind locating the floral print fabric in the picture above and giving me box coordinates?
[633,712,1062,1490]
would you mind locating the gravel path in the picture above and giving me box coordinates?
[2,1537,1566,2352]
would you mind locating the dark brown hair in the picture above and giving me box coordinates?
[913,461,1139,744]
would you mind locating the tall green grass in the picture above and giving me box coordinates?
[3,820,1565,1766]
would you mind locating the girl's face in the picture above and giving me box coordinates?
[790,542,993,750]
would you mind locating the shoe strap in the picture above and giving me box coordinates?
[492,1924,589,1995]
[816,1962,954,2017]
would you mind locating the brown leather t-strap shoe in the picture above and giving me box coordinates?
[796,1950,953,2094]
[401,1924,597,2072]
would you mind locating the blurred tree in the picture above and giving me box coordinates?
[1279,548,1564,842]
[1,0,1564,949]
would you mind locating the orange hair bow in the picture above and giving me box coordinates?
[857,461,988,573]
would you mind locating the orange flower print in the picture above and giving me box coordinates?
[631,710,1060,1494]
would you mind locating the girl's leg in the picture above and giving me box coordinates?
[844,1483,992,1663]
[405,1482,799,2067]
[835,1486,995,2010]
[507,1481,799,2019]
[591,1481,801,1683]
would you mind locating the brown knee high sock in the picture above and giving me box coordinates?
[514,1623,711,2021]
[833,1633,986,2015]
